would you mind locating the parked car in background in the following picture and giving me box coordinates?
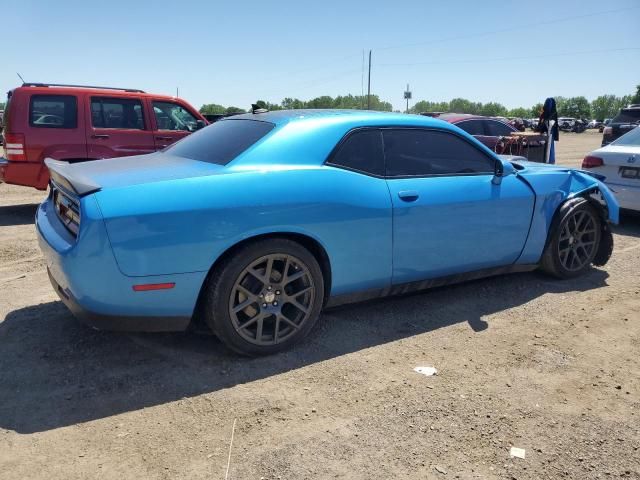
[0,83,207,190]
[437,113,518,152]
[37,110,618,355]
[599,118,611,133]
[601,105,640,146]
[558,117,576,131]
[583,126,640,211]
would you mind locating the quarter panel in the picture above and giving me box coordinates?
[96,166,393,296]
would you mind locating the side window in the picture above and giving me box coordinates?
[91,97,145,130]
[328,129,385,176]
[383,129,496,177]
[456,120,485,136]
[30,95,77,128]
[485,120,514,137]
[152,101,198,132]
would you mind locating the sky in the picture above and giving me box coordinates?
[2,0,639,112]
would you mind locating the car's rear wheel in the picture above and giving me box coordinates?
[540,197,601,279]
[204,239,324,356]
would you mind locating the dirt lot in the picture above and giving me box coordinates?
[1,130,639,479]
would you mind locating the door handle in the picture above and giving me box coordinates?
[91,134,109,139]
[398,190,419,202]
[155,136,173,141]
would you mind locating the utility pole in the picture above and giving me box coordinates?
[367,50,372,110]
[360,50,365,110]
[404,84,412,114]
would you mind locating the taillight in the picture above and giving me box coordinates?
[603,126,613,135]
[582,155,604,168]
[4,133,26,161]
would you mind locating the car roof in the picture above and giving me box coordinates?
[225,109,456,129]
[12,84,180,101]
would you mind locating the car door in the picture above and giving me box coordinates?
[150,99,200,149]
[383,128,535,284]
[86,96,155,159]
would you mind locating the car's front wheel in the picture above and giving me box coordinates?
[204,238,324,356]
[540,197,602,279]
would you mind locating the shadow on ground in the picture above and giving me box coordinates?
[614,210,640,239]
[0,203,38,227]
[0,268,609,434]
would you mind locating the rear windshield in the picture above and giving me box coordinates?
[166,119,274,165]
[611,109,640,124]
[612,126,640,146]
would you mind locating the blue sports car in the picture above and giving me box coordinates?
[37,110,619,355]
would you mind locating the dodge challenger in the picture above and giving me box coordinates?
[37,110,619,355]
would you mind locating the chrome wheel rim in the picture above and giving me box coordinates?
[558,210,597,272]
[228,254,315,346]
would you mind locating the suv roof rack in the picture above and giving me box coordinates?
[22,82,145,93]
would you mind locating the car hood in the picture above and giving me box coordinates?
[45,153,225,195]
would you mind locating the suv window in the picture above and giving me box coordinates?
[485,120,514,137]
[167,119,274,165]
[456,120,485,136]
[612,109,640,124]
[383,129,495,177]
[153,101,199,132]
[329,129,384,176]
[91,97,145,130]
[30,95,77,129]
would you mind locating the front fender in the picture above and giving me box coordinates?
[516,169,619,264]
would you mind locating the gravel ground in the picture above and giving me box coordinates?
[1,131,639,479]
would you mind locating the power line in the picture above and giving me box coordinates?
[377,46,640,67]
[375,6,640,52]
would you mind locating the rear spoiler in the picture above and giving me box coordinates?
[45,158,101,196]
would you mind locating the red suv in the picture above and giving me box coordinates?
[1,83,207,190]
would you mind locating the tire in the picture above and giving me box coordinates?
[204,238,325,356]
[540,197,602,279]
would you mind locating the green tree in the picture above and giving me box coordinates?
[281,97,305,109]
[591,95,620,121]
[508,107,529,118]
[530,103,543,118]
[480,102,507,117]
[225,106,245,114]
[410,100,449,114]
[199,103,226,115]
[631,84,640,104]
[562,96,591,119]
[449,98,480,114]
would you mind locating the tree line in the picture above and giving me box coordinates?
[199,85,640,121]
[199,94,393,115]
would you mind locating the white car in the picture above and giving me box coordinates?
[582,126,640,211]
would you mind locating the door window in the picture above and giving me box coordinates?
[30,95,77,128]
[328,129,385,176]
[485,120,514,137]
[383,129,495,177]
[455,119,485,136]
[91,97,145,129]
[153,101,199,132]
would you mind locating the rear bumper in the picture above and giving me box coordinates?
[606,182,640,212]
[0,158,48,189]
[47,269,191,332]
[36,197,202,332]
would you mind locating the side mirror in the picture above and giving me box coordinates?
[195,120,206,130]
[492,158,515,185]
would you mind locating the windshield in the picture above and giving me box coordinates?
[612,126,640,146]
[166,119,274,165]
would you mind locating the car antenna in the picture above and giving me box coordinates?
[251,104,268,114]
[17,72,26,84]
